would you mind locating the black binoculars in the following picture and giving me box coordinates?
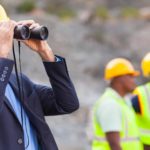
[14,25,49,40]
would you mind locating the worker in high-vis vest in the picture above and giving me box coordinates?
[132,52,150,150]
[92,58,144,150]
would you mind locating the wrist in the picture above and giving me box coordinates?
[38,48,55,62]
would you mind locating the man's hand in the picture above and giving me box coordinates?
[0,20,16,58]
[17,20,55,62]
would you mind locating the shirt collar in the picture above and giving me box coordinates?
[106,87,124,100]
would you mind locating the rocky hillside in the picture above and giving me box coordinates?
[2,0,150,9]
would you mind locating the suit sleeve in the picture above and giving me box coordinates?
[34,56,79,116]
[0,58,14,109]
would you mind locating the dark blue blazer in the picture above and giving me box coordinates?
[0,57,79,150]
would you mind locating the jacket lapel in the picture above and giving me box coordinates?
[4,96,15,114]
[4,95,22,127]
[3,74,22,126]
[8,74,21,100]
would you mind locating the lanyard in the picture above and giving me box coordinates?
[12,41,29,149]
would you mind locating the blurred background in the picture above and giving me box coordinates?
[2,0,150,149]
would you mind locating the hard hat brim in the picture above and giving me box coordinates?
[131,71,140,77]
[105,70,140,80]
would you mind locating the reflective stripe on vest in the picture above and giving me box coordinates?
[143,84,150,111]
[94,136,139,142]
[140,128,150,135]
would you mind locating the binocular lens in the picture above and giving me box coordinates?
[14,25,30,40]
[30,26,49,40]
[21,26,30,39]
[40,27,49,40]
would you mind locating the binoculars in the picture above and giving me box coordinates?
[14,25,49,40]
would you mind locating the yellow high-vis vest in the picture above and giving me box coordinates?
[92,88,143,150]
[134,82,150,145]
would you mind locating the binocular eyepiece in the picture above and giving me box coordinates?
[14,25,49,40]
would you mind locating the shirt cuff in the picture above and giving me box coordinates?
[43,56,62,63]
[55,56,62,62]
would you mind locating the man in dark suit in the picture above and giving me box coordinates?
[0,18,79,150]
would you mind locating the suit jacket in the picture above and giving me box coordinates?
[0,57,79,150]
